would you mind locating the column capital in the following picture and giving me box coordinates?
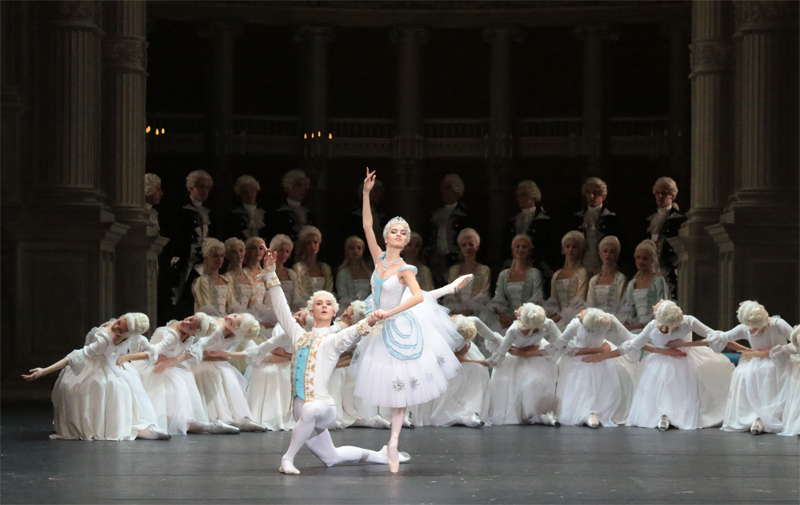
[735,1,799,34]
[44,1,101,32]
[689,39,733,78]
[574,24,619,41]
[482,26,524,43]
[103,36,148,74]
[294,26,335,43]
[390,27,428,44]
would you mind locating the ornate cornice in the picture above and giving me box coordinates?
[46,1,101,31]
[689,39,732,78]
[102,36,148,73]
[735,1,799,33]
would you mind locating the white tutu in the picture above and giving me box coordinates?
[246,360,295,430]
[140,362,209,435]
[417,344,491,427]
[193,361,253,424]
[722,355,791,433]
[51,328,159,440]
[488,355,558,425]
[556,354,633,427]
[329,367,361,428]
[627,347,732,430]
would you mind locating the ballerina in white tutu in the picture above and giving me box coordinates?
[117,313,240,435]
[672,301,793,435]
[348,168,466,472]
[22,313,170,441]
[777,325,800,437]
[543,308,637,428]
[586,300,733,431]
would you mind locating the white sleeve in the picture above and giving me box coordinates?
[486,322,522,368]
[470,316,503,354]
[618,322,654,362]
[707,324,747,353]
[265,270,305,348]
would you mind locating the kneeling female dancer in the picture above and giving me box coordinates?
[117,313,240,435]
[347,169,465,473]
[23,313,170,441]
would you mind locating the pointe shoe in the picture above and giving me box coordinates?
[387,442,400,473]
[464,413,485,428]
[207,419,240,435]
[279,458,300,475]
[750,418,764,435]
[237,417,268,432]
[657,415,670,432]
[147,425,172,440]
[366,415,392,429]
[380,445,410,463]
[540,411,560,427]
[586,413,599,429]
[453,274,474,293]
[403,412,414,429]
[334,420,345,430]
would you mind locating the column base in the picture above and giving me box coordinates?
[707,208,799,328]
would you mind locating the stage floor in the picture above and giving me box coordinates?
[2,403,798,505]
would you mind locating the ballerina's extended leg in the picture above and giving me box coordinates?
[388,407,406,473]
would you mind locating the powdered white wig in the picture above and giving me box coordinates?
[383,217,412,246]
[269,234,293,251]
[306,291,340,316]
[282,169,310,191]
[234,175,260,196]
[298,225,322,245]
[518,180,542,203]
[598,235,621,255]
[123,312,150,336]
[562,230,587,253]
[583,308,614,332]
[582,177,608,197]
[452,314,478,342]
[232,313,260,340]
[202,238,225,258]
[350,300,366,322]
[224,237,245,254]
[186,170,213,191]
[246,236,267,250]
[144,173,161,196]
[791,325,800,347]
[511,233,533,250]
[655,300,683,327]
[653,176,678,196]
[518,303,547,331]
[193,312,216,338]
[737,300,769,330]
[635,239,660,274]
[457,228,481,247]
[440,174,465,199]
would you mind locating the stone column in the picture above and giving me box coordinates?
[484,27,521,267]
[671,0,734,327]
[664,21,691,175]
[297,26,334,227]
[707,0,799,326]
[12,1,127,379]
[202,22,239,210]
[575,25,616,173]
[102,0,167,326]
[391,27,427,231]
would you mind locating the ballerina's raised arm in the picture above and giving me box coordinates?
[362,168,383,263]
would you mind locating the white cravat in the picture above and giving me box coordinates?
[649,206,670,242]
[190,197,210,240]
[515,205,536,235]
[242,203,265,238]
[287,199,307,226]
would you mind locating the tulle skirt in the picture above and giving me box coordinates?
[349,298,461,408]
[556,354,635,427]
[722,356,791,433]
[488,355,558,425]
[329,368,361,428]
[246,360,295,430]
[140,363,209,435]
[779,357,800,437]
[51,359,159,441]
[626,347,733,430]
[193,360,253,424]
[416,345,491,427]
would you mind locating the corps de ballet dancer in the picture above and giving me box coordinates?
[347,168,468,473]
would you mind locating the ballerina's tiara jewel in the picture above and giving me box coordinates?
[389,216,406,223]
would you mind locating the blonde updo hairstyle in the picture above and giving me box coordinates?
[123,312,150,337]
[306,291,340,317]
[144,173,161,196]
[186,170,213,191]
[202,238,225,258]
[561,230,587,259]
[583,308,615,332]
[452,314,478,342]
[737,301,769,330]
[634,239,660,274]
[790,325,800,348]
[350,300,367,322]
[224,237,245,255]
[268,234,292,252]
[338,235,368,272]
[295,225,322,262]
[193,312,216,338]
[655,300,683,328]
[457,228,481,247]
[598,235,621,256]
[232,313,260,340]
[582,177,608,198]
[383,217,412,246]
[518,303,547,332]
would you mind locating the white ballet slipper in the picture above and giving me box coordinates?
[236,417,268,432]
[586,413,599,429]
[750,418,764,436]
[658,415,670,432]
[540,411,560,427]
[279,458,300,475]
[206,419,240,435]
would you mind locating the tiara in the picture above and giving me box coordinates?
[387,216,407,223]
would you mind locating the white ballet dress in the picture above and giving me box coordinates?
[136,326,209,435]
[620,317,734,429]
[544,316,638,427]
[51,324,160,440]
[349,256,462,408]
[485,320,560,425]
[707,317,793,433]
[778,343,800,436]
[241,324,296,430]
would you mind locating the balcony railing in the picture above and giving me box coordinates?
[146,113,671,158]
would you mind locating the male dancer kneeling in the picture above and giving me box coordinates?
[209,251,408,474]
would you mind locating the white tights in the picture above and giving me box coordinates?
[284,397,386,466]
